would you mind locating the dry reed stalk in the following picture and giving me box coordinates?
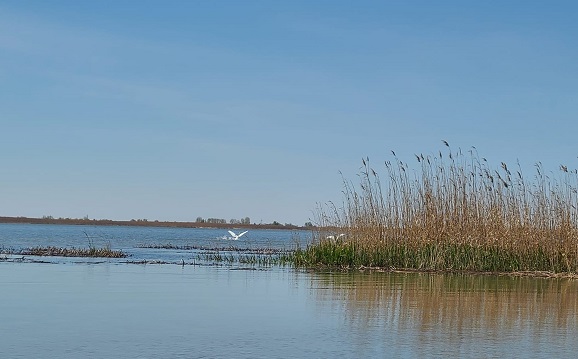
[303,143,578,274]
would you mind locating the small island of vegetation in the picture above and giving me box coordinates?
[295,142,578,278]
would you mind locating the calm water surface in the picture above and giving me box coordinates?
[1,224,577,358]
[0,223,311,264]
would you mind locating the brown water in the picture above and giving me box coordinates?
[1,263,576,358]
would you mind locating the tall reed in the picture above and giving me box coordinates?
[296,143,578,274]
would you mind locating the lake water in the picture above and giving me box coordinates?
[1,224,577,358]
[0,223,311,265]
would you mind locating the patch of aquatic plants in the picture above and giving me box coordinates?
[301,142,578,275]
[125,259,172,265]
[139,243,290,255]
[141,244,297,267]
[21,246,127,258]
[0,246,16,255]
[195,251,293,267]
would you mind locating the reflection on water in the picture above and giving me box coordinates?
[308,272,578,357]
[1,223,577,358]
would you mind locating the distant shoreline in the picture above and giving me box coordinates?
[0,216,310,231]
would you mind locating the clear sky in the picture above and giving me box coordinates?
[1,1,577,225]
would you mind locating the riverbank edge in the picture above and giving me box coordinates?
[0,216,309,230]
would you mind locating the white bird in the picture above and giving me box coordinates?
[228,230,248,240]
[326,233,346,241]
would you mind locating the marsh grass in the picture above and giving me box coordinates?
[22,246,127,258]
[139,243,287,255]
[1,230,127,259]
[138,243,293,267]
[295,143,578,274]
[194,249,295,267]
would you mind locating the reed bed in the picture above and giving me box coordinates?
[295,143,578,274]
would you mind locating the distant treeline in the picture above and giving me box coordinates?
[196,216,251,225]
[0,216,313,230]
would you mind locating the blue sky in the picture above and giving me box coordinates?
[1,1,577,225]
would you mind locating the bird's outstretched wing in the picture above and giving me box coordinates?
[238,231,248,238]
[228,230,236,237]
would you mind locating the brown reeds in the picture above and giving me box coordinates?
[309,272,578,337]
[296,143,578,274]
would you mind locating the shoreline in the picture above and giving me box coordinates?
[0,216,308,230]
[4,217,575,279]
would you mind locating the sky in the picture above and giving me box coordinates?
[1,1,577,226]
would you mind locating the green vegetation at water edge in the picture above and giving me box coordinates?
[20,246,127,258]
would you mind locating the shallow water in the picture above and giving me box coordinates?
[1,224,577,358]
[0,223,311,264]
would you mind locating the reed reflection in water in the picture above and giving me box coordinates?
[307,272,578,358]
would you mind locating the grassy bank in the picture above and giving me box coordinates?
[295,143,578,275]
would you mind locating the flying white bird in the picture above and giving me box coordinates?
[228,230,248,240]
[326,233,346,241]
